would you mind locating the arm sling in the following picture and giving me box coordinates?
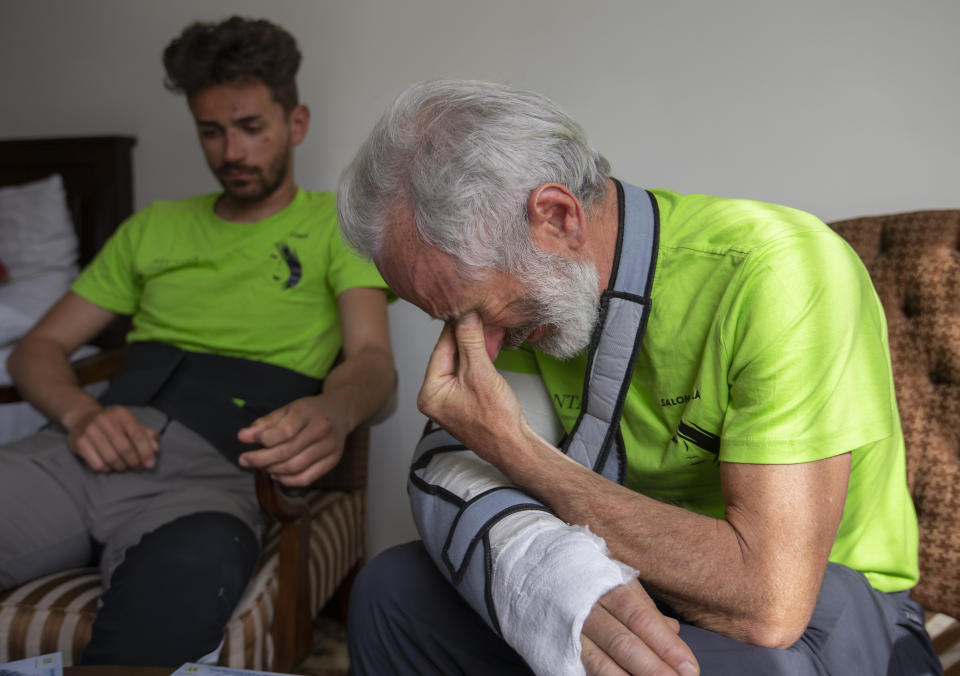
[409,180,659,634]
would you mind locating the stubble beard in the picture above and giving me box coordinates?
[216,143,291,204]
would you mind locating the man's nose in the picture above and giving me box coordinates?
[223,130,245,162]
[483,326,506,362]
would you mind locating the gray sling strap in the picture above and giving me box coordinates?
[563,180,658,481]
[408,180,659,634]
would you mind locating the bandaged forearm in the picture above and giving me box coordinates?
[489,508,639,675]
[410,428,638,676]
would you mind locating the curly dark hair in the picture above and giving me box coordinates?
[163,16,301,112]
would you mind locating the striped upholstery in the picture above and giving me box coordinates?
[219,489,364,670]
[0,570,99,661]
[0,487,364,668]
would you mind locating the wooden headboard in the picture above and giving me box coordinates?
[0,136,137,267]
[0,136,137,349]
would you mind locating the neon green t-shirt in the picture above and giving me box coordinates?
[496,188,918,593]
[72,188,389,379]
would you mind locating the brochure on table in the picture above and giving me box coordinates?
[0,654,294,676]
[172,664,294,675]
[0,652,62,676]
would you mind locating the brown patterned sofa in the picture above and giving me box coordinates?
[830,209,960,673]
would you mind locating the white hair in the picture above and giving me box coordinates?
[336,79,610,277]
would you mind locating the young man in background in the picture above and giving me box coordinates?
[1,17,395,666]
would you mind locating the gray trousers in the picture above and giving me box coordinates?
[349,541,943,676]
[0,406,264,592]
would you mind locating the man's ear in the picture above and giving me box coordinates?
[527,183,586,254]
[288,104,310,146]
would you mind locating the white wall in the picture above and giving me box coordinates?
[2,0,958,559]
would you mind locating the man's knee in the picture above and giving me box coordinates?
[350,541,428,628]
[349,541,438,673]
[350,541,536,676]
[81,511,260,666]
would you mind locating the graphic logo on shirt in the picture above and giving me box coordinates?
[552,393,582,410]
[271,241,302,289]
[671,420,720,464]
[660,390,701,407]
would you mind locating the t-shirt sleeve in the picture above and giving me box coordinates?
[325,222,393,300]
[718,230,896,464]
[70,210,145,315]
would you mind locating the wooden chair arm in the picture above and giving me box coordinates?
[255,424,370,672]
[0,382,21,405]
[254,469,310,522]
[71,347,126,385]
[254,424,369,520]
[256,471,312,671]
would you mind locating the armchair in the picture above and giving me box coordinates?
[0,136,367,672]
[830,209,960,673]
[0,348,367,671]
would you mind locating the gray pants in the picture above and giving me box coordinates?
[349,541,943,675]
[0,406,264,592]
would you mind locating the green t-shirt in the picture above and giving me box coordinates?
[496,188,918,593]
[72,188,388,379]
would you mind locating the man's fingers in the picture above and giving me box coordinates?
[83,421,129,471]
[73,435,109,472]
[241,431,341,486]
[68,406,160,473]
[583,603,677,676]
[272,451,341,487]
[239,445,290,470]
[581,634,630,676]
[237,407,288,445]
[114,408,159,469]
[453,311,493,368]
[132,428,159,469]
[250,409,314,453]
[423,321,457,381]
[239,420,330,469]
[251,439,330,474]
[418,322,459,417]
[600,582,699,675]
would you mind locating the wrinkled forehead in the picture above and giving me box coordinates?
[376,237,466,320]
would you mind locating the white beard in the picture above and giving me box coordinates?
[504,252,600,361]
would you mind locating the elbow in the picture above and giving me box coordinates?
[741,617,807,650]
[736,595,812,649]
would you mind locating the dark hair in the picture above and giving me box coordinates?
[163,16,301,112]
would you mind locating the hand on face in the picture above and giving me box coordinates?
[581,579,700,676]
[237,394,346,487]
[67,405,159,472]
[417,312,531,463]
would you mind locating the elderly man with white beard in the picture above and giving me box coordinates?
[335,79,940,676]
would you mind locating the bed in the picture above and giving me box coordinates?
[0,135,136,442]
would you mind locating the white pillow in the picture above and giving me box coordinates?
[0,174,78,281]
[0,301,35,347]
